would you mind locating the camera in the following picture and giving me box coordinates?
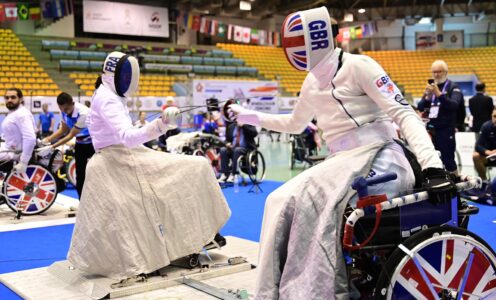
[206,97,219,112]
[427,79,435,85]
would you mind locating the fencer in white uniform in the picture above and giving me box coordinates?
[67,52,231,279]
[228,7,455,299]
[0,88,36,174]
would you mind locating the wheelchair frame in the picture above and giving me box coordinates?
[342,174,496,299]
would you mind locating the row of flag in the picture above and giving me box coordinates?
[337,21,378,43]
[177,11,281,46]
[0,0,73,22]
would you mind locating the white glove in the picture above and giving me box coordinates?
[13,162,28,174]
[36,145,54,157]
[162,106,181,130]
[228,104,261,127]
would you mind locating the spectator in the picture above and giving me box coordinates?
[134,111,153,149]
[218,122,258,183]
[37,103,54,138]
[418,60,463,174]
[469,82,494,135]
[473,109,496,184]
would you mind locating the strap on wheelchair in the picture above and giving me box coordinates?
[394,139,423,188]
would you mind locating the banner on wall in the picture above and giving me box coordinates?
[193,80,279,114]
[416,31,464,49]
[83,0,169,38]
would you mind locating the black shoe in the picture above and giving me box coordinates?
[204,233,227,250]
[458,200,479,215]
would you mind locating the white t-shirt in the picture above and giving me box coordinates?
[1,106,36,164]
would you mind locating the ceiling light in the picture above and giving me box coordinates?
[418,17,432,24]
[358,8,366,14]
[240,1,252,11]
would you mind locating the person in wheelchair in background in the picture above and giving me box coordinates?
[0,88,36,181]
[217,119,258,184]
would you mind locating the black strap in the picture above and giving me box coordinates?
[337,48,344,72]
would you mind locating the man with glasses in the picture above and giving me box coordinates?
[37,92,94,199]
[0,87,36,175]
[418,60,464,175]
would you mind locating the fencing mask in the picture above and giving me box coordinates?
[281,6,337,71]
[102,51,140,97]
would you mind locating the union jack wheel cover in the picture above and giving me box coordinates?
[4,165,58,215]
[67,158,77,187]
[380,227,496,299]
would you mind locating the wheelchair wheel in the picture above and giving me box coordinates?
[66,157,77,187]
[3,165,58,215]
[247,150,266,184]
[192,149,204,156]
[375,226,496,299]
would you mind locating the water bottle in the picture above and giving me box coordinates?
[234,174,240,193]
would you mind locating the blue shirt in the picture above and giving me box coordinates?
[232,126,246,148]
[39,111,54,132]
[61,102,92,144]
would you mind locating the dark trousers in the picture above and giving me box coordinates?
[75,142,95,199]
[431,128,457,172]
[220,146,248,175]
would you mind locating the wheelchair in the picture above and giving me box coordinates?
[0,147,66,218]
[289,133,326,169]
[342,173,496,299]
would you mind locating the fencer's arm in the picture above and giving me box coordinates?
[51,126,80,148]
[356,57,443,170]
[233,95,314,134]
[100,98,169,148]
[45,122,69,143]
[18,115,37,164]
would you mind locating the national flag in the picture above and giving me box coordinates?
[234,26,243,42]
[199,17,207,33]
[355,26,363,38]
[17,3,29,20]
[217,22,226,37]
[250,29,259,44]
[0,4,5,22]
[187,13,193,29]
[204,19,211,35]
[268,31,273,45]
[350,27,356,40]
[361,23,370,37]
[4,3,17,21]
[227,24,234,40]
[192,15,201,31]
[273,32,280,46]
[29,6,41,20]
[41,0,53,19]
[242,27,251,43]
[210,20,218,36]
[259,30,266,45]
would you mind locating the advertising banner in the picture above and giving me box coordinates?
[192,80,279,114]
[83,0,169,38]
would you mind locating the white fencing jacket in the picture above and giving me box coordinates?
[256,48,443,170]
[1,106,36,164]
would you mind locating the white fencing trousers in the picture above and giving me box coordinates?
[348,142,416,207]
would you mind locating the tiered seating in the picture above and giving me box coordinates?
[217,43,305,96]
[219,43,496,98]
[69,73,179,97]
[0,29,60,96]
[364,47,496,97]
